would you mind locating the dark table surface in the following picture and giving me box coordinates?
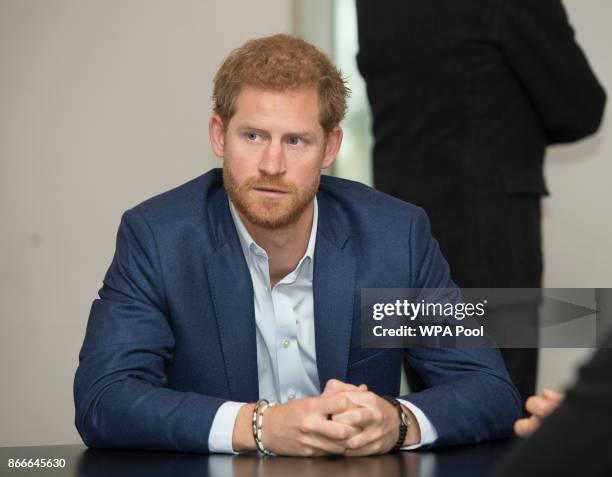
[0,440,511,477]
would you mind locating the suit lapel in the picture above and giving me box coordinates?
[313,192,357,389]
[205,188,259,402]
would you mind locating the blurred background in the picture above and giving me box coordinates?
[1,0,610,446]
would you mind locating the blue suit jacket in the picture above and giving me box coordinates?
[74,168,521,452]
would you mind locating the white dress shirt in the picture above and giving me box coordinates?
[207,197,438,453]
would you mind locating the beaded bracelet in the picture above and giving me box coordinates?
[251,399,276,456]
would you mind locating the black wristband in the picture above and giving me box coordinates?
[382,396,409,452]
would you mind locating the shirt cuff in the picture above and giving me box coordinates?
[397,398,438,450]
[207,401,246,454]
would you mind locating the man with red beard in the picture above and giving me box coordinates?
[74,34,521,456]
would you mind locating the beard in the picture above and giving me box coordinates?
[223,166,319,230]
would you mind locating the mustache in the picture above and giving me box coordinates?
[245,177,297,193]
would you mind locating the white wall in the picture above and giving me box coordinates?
[0,0,292,447]
[537,0,612,392]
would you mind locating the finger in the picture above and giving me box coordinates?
[332,407,375,428]
[525,395,555,417]
[344,443,385,457]
[309,394,355,418]
[310,418,359,441]
[345,428,380,454]
[322,379,359,396]
[302,434,347,456]
[358,384,368,392]
[514,416,541,438]
[322,378,344,395]
[339,390,378,410]
[543,389,565,403]
[513,417,530,437]
[525,395,559,418]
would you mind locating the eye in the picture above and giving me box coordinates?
[246,132,260,142]
[287,136,302,146]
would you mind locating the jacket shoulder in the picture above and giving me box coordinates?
[319,174,424,222]
[128,169,223,223]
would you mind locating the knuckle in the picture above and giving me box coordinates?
[534,401,546,415]
[308,448,318,457]
[302,398,315,413]
[297,434,311,446]
[348,438,361,450]
[514,418,525,432]
[337,395,349,408]
[348,411,361,426]
[298,417,313,434]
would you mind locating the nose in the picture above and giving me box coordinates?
[258,141,286,176]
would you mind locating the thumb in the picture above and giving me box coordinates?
[317,394,357,416]
[322,379,359,396]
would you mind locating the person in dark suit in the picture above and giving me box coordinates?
[492,332,612,476]
[356,0,606,404]
[73,34,521,456]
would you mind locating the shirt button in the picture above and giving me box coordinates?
[282,338,290,348]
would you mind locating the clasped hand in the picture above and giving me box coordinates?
[514,389,564,438]
[260,379,409,457]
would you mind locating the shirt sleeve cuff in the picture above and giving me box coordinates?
[207,401,247,454]
[396,398,438,450]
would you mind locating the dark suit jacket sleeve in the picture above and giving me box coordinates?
[498,0,606,144]
[73,208,225,452]
[399,208,522,446]
[492,339,612,477]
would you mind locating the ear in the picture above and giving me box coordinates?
[321,127,343,170]
[209,114,226,159]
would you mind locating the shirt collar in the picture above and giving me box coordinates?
[228,197,318,280]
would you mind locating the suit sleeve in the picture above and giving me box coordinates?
[73,208,225,452]
[400,207,522,447]
[498,0,606,144]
